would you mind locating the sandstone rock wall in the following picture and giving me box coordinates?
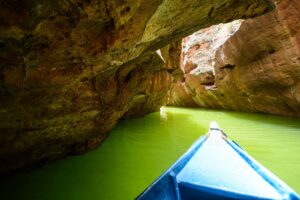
[0,0,272,175]
[168,0,300,116]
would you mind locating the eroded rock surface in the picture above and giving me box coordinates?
[168,0,300,116]
[0,0,272,175]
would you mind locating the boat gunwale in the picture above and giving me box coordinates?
[135,134,208,199]
[227,139,300,199]
[136,122,300,200]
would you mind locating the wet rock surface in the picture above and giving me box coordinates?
[0,0,272,175]
[168,0,300,116]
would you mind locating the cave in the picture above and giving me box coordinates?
[0,0,300,199]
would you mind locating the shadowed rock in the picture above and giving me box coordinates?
[0,0,273,175]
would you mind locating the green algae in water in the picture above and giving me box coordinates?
[1,107,300,199]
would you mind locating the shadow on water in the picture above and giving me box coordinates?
[0,111,203,200]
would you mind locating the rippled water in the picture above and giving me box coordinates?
[1,107,300,199]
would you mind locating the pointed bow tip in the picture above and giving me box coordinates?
[209,121,220,130]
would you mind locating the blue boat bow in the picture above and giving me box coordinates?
[136,121,300,200]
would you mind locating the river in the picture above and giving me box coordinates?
[1,107,300,199]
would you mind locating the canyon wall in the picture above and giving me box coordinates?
[0,0,272,175]
[168,0,300,116]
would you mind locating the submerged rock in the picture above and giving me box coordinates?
[168,0,300,116]
[0,0,273,175]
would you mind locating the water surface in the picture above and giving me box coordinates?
[1,107,300,199]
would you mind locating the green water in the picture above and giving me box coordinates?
[1,107,300,199]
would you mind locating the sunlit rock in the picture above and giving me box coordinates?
[168,0,300,116]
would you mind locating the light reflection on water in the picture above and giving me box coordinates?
[0,107,300,200]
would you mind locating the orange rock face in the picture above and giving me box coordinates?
[169,0,300,116]
[0,0,273,174]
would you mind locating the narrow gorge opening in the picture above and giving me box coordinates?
[168,20,242,107]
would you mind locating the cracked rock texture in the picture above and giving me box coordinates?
[0,0,272,175]
[168,0,300,116]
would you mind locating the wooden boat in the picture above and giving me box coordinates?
[136,122,300,200]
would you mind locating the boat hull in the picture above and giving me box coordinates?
[136,122,300,200]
